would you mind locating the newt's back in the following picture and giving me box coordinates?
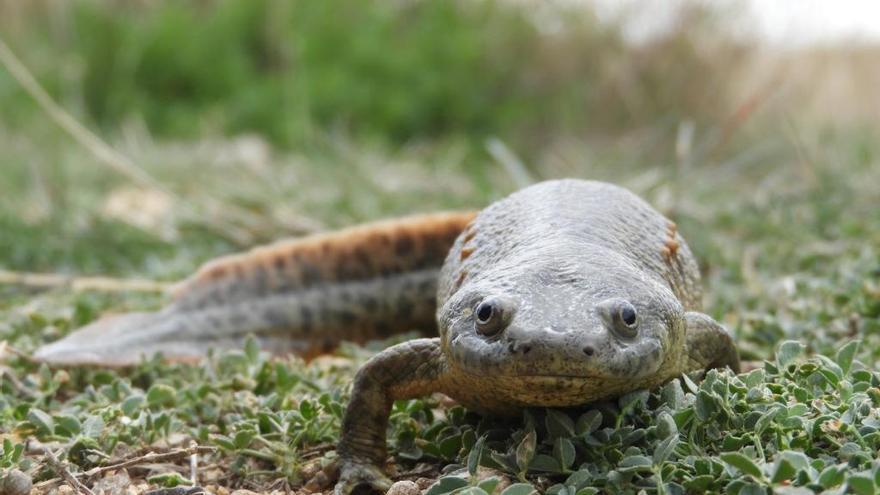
[438,180,702,311]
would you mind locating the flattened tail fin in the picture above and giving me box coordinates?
[32,268,442,367]
[31,211,475,367]
[31,308,332,366]
[32,310,200,367]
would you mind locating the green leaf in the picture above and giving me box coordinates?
[425,476,469,495]
[743,369,765,388]
[212,435,236,451]
[146,384,176,408]
[233,430,255,450]
[244,335,261,364]
[546,410,575,438]
[776,341,805,367]
[721,435,749,451]
[477,477,500,494]
[771,458,796,484]
[848,475,876,495]
[653,434,679,465]
[754,406,781,434]
[778,451,810,471]
[835,340,861,374]
[121,395,145,416]
[500,483,538,495]
[619,389,650,412]
[147,472,193,488]
[656,412,678,440]
[468,435,486,477]
[54,415,81,437]
[82,415,105,439]
[660,380,685,408]
[575,410,602,435]
[564,470,592,490]
[720,453,764,479]
[438,434,463,461]
[816,355,844,379]
[683,475,715,491]
[26,408,54,436]
[818,465,845,488]
[529,454,562,473]
[553,438,576,470]
[516,429,537,474]
[299,399,315,420]
[618,455,653,472]
[695,390,717,421]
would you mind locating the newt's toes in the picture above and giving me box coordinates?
[335,462,392,495]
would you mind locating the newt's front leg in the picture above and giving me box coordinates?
[684,312,741,373]
[336,338,449,495]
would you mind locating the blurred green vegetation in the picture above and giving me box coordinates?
[0,0,739,151]
[1,1,880,493]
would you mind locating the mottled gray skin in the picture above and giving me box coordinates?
[33,213,471,365]
[336,180,739,493]
[30,179,739,495]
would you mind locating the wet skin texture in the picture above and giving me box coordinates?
[33,180,740,494]
[336,180,739,494]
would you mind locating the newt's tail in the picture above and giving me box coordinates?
[33,212,476,366]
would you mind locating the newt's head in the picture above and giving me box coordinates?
[438,248,686,405]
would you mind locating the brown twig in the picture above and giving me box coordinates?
[42,447,95,495]
[0,36,172,199]
[82,446,216,479]
[0,36,253,248]
[0,269,171,293]
[0,364,38,398]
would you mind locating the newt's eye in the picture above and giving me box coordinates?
[474,296,512,336]
[614,302,639,338]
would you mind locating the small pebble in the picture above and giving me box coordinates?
[0,469,32,495]
[385,480,420,495]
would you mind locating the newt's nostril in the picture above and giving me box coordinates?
[521,345,532,355]
[582,346,595,357]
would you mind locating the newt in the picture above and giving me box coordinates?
[34,179,740,494]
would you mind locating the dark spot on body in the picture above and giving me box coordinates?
[361,296,378,312]
[300,263,321,285]
[252,266,269,294]
[265,308,288,328]
[373,233,390,247]
[397,299,414,318]
[334,262,350,282]
[583,346,595,357]
[354,247,372,269]
[416,278,435,294]
[300,307,313,333]
[338,310,357,325]
[273,256,287,271]
[394,235,415,257]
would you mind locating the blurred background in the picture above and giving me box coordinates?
[1,0,879,358]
